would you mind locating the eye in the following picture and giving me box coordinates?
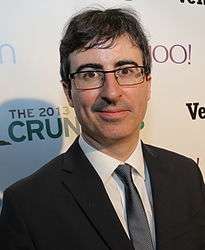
[77,71,100,81]
[80,71,96,78]
[117,67,135,76]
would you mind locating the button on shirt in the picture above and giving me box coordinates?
[79,136,156,248]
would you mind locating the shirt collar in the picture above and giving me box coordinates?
[78,135,145,184]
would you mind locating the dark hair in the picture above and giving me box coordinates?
[60,8,151,86]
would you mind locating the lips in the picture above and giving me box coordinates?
[97,109,129,120]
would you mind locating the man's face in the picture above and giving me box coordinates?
[64,34,151,148]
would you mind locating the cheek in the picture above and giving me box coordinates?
[130,89,150,117]
[131,87,149,105]
[71,91,98,115]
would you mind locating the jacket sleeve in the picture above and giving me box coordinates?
[0,189,35,250]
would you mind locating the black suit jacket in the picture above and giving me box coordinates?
[0,138,205,250]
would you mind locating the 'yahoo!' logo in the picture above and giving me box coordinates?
[151,44,191,65]
[0,43,16,64]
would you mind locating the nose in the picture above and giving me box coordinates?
[100,72,123,103]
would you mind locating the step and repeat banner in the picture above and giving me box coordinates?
[0,0,204,208]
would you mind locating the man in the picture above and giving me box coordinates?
[0,8,205,250]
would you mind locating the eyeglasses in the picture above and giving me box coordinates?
[68,65,146,90]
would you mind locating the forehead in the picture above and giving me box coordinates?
[69,34,143,71]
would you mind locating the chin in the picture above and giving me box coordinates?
[99,130,138,144]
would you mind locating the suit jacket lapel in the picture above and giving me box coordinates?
[61,138,134,250]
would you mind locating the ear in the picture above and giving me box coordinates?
[61,81,74,107]
[146,75,151,101]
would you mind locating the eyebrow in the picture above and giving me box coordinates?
[115,60,140,68]
[73,63,103,73]
[72,60,141,73]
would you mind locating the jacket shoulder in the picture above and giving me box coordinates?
[143,143,194,161]
[142,143,202,177]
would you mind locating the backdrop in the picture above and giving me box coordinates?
[0,0,204,208]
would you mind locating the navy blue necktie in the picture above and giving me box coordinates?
[115,164,154,250]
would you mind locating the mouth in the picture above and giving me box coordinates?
[97,109,129,121]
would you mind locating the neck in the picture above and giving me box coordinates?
[82,133,139,162]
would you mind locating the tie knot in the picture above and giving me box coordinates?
[115,164,132,185]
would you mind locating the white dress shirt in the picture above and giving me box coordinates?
[79,135,156,248]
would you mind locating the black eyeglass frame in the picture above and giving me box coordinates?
[68,65,148,90]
